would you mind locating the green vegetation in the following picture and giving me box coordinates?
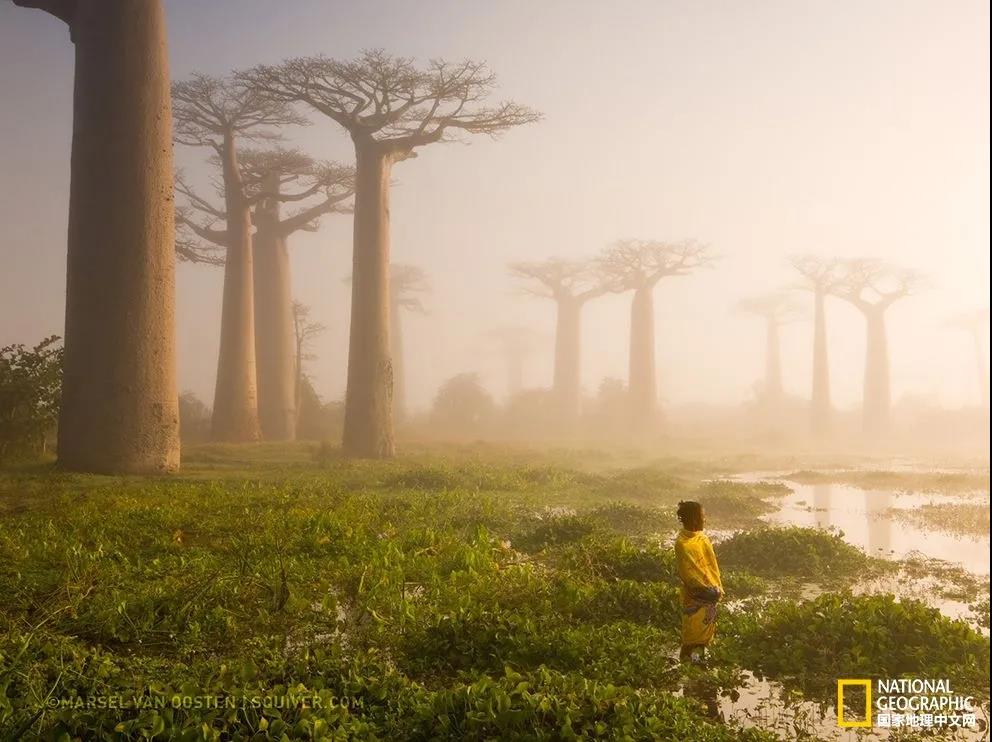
[889,501,991,537]
[0,336,62,464]
[715,526,886,581]
[786,469,990,495]
[0,445,987,739]
[720,593,990,699]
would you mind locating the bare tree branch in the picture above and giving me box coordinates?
[835,259,927,313]
[789,255,845,294]
[596,239,715,291]
[508,258,607,303]
[391,264,431,313]
[238,50,541,159]
[737,292,805,324]
[11,0,74,26]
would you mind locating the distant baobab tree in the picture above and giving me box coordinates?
[12,0,180,473]
[737,292,804,406]
[791,256,845,437]
[946,309,990,408]
[250,152,353,441]
[172,73,307,443]
[836,259,924,436]
[509,259,608,420]
[291,301,326,433]
[390,264,430,423]
[598,239,713,428]
[241,51,541,458]
[485,326,544,397]
[175,149,352,441]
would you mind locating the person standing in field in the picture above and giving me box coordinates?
[675,500,723,663]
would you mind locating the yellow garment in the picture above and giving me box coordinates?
[674,529,723,647]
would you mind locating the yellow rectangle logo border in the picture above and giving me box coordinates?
[837,679,872,728]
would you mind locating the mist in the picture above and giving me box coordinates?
[1,1,988,451]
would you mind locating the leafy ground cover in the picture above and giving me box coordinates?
[0,444,987,739]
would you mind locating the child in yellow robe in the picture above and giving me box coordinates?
[674,500,723,662]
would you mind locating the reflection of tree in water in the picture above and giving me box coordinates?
[866,490,893,557]
[812,483,832,529]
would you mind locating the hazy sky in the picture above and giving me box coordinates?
[1,0,988,413]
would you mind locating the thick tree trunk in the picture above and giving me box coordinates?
[628,285,658,428]
[552,297,581,420]
[55,0,179,473]
[253,187,297,441]
[764,317,783,403]
[390,298,406,424]
[342,144,394,457]
[211,134,261,442]
[862,308,891,436]
[810,289,832,437]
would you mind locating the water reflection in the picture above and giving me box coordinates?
[866,489,893,558]
[812,483,831,529]
[757,478,990,575]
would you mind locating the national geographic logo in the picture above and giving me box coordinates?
[837,679,978,730]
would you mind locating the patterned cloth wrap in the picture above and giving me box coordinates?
[674,529,724,646]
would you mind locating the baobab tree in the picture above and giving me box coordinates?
[509,259,607,420]
[177,153,352,440]
[737,292,803,407]
[12,0,180,473]
[291,301,326,431]
[172,74,307,442]
[597,240,713,428]
[791,256,844,437]
[389,264,430,423]
[836,260,924,436]
[946,309,989,408]
[485,326,544,398]
[240,51,540,458]
[250,152,353,440]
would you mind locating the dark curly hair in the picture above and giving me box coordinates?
[677,500,703,530]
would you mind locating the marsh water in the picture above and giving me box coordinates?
[738,473,990,575]
[712,471,990,740]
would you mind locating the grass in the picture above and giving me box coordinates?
[0,442,988,739]
[785,468,990,495]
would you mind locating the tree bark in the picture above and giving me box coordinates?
[862,308,891,436]
[810,289,832,437]
[390,297,406,424]
[552,297,581,420]
[211,133,261,442]
[253,183,297,441]
[55,0,180,473]
[764,316,783,403]
[342,143,394,457]
[628,285,658,428]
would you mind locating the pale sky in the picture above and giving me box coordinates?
[1,0,988,413]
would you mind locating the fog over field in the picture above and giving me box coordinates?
[2,0,988,422]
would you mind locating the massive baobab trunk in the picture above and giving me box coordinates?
[628,286,658,425]
[862,308,891,435]
[253,182,297,441]
[211,136,261,442]
[553,298,581,419]
[810,290,832,436]
[43,0,180,473]
[342,145,394,457]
